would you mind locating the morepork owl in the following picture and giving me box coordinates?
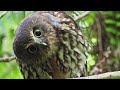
[13,11,88,79]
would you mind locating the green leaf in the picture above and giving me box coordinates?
[115,14,120,19]
[116,22,120,27]
[110,38,120,45]
[105,27,120,36]
[10,11,25,25]
[104,19,116,25]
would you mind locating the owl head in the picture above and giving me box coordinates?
[13,12,61,64]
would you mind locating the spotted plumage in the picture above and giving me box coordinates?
[13,11,88,79]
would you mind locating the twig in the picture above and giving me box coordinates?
[0,56,16,62]
[73,11,80,16]
[96,14,103,53]
[0,11,8,19]
[74,11,91,21]
[71,71,120,79]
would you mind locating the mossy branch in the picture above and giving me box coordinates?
[71,71,120,79]
[74,11,91,21]
[0,56,16,62]
[0,11,8,19]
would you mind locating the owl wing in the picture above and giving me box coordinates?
[33,11,88,77]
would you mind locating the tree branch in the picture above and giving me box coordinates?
[0,11,8,19]
[74,11,91,21]
[0,56,16,62]
[71,71,120,79]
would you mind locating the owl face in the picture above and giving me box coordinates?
[13,13,59,64]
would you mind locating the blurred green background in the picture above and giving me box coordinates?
[0,11,34,79]
[0,11,120,79]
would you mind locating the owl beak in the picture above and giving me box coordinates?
[34,39,48,46]
[40,42,48,46]
[36,42,49,48]
[36,42,48,50]
[34,40,48,46]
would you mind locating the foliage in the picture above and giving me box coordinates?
[0,11,33,79]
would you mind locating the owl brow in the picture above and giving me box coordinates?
[24,41,34,49]
[33,25,42,30]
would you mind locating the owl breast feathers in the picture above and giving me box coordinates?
[13,11,88,79]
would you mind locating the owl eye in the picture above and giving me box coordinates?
[28,44,38,53]
[34,29,42,38]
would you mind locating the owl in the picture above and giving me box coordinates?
[13,11,88,79]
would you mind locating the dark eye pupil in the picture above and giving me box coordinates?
[28,45,37,53]
[34,30,42,37]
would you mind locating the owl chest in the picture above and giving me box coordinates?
[18,59,71,79]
